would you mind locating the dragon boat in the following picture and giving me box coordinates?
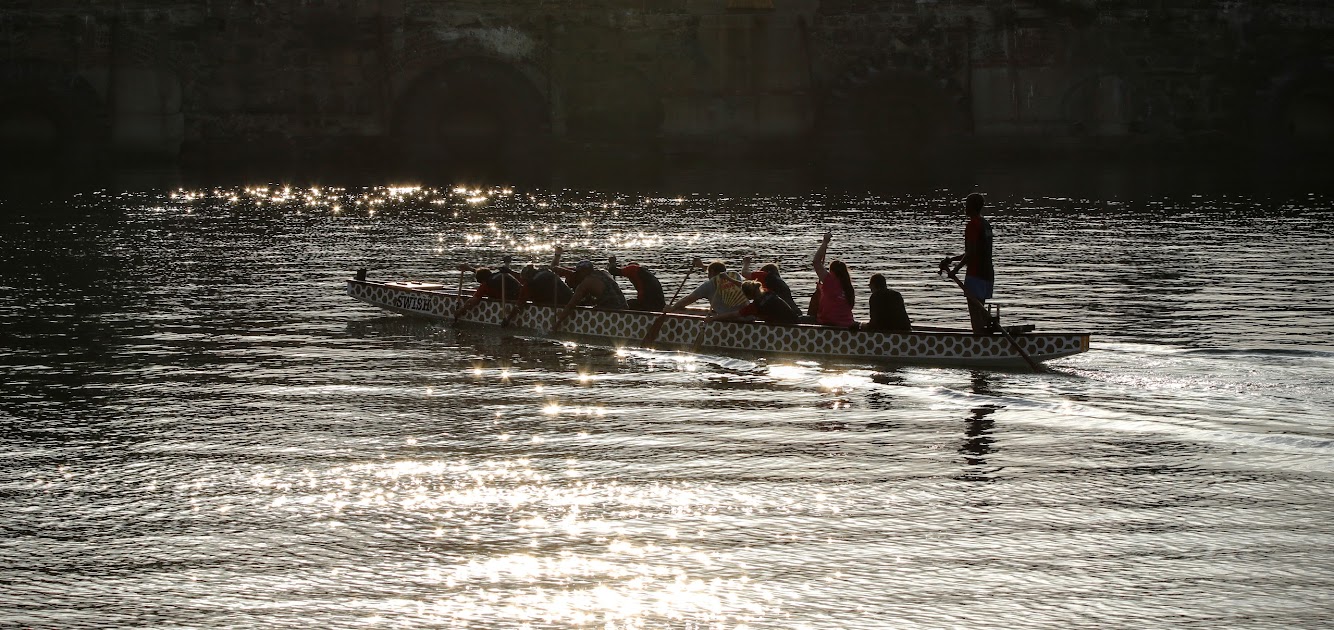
[346,275,1090,369]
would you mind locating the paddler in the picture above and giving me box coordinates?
[551,259,628,330]
[452,262,523,323]
[498,253,573,327]
[607,255,666,312]
[811,231,857,328]
[705,280,800,324]
[668,260,748,316]
[739,254,799,315]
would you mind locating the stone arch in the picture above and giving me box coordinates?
[0,59,107,164]
[390,57,551,175]
[816,51,969,163]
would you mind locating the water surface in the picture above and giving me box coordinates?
[2,185,1332,629]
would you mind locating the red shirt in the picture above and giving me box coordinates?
[964,215,994,280]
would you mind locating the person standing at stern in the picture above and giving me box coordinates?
[940,192,995,334]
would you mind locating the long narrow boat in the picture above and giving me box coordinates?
[349,274,1088,368]
[346,277,1090,368]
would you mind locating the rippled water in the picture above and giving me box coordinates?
[2,186,1333,629]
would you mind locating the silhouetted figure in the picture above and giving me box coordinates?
[607,255,666,311]
[865,273,912,332]
[552,260,627,330]
[519,264,573,306]
[812,231,856,327]
[670,260,748,316]
[941,193,994,333]
[453,265,522,321]
[707,280,800,324]
[743,259,799,314]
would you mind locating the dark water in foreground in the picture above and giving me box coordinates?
[2,185,1333,629]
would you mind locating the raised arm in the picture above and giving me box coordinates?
[740,254,753,277]
[812,232,832,281]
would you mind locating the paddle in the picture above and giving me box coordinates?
[690,318,711,353]
[497,255,513,325]
[449,267,467,325]
[641,256,701,346]
[939,269,1043,372]
[501,299,527,328]
[453,256,516,327]
[499,259,532,328]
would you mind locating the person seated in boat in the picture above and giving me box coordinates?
[547,245,582,291]
[607,255,666,311]
[492,251,572,327]
[452,265,523,322]
[865,273,912,332]
[801,288,819,324]
[706,280,800,325]
[739,255,800,314]
[811,232,857,328]
[455,257,521,283]
[518,264,574,306]
[669,260,749,316]
[552,260,628,329]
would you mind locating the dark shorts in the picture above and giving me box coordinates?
[964,276,993,300]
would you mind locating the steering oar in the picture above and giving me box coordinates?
[939,269,1043,373]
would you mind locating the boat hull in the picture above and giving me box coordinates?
[346,279,1090,368]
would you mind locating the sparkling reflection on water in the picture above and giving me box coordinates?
[1,186,1333,629]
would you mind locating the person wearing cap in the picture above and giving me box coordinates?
[552,259,628,330]
[607,255,666,312]
[669,260,748,316]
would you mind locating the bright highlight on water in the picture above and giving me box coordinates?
[1,186,1331,629]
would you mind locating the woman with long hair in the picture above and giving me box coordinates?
[811,231,856,327]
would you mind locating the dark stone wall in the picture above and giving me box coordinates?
[1,0,1330,174]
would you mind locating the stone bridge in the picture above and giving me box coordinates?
[1,0,1330,174]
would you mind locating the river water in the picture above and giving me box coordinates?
[2,183,1332,629]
